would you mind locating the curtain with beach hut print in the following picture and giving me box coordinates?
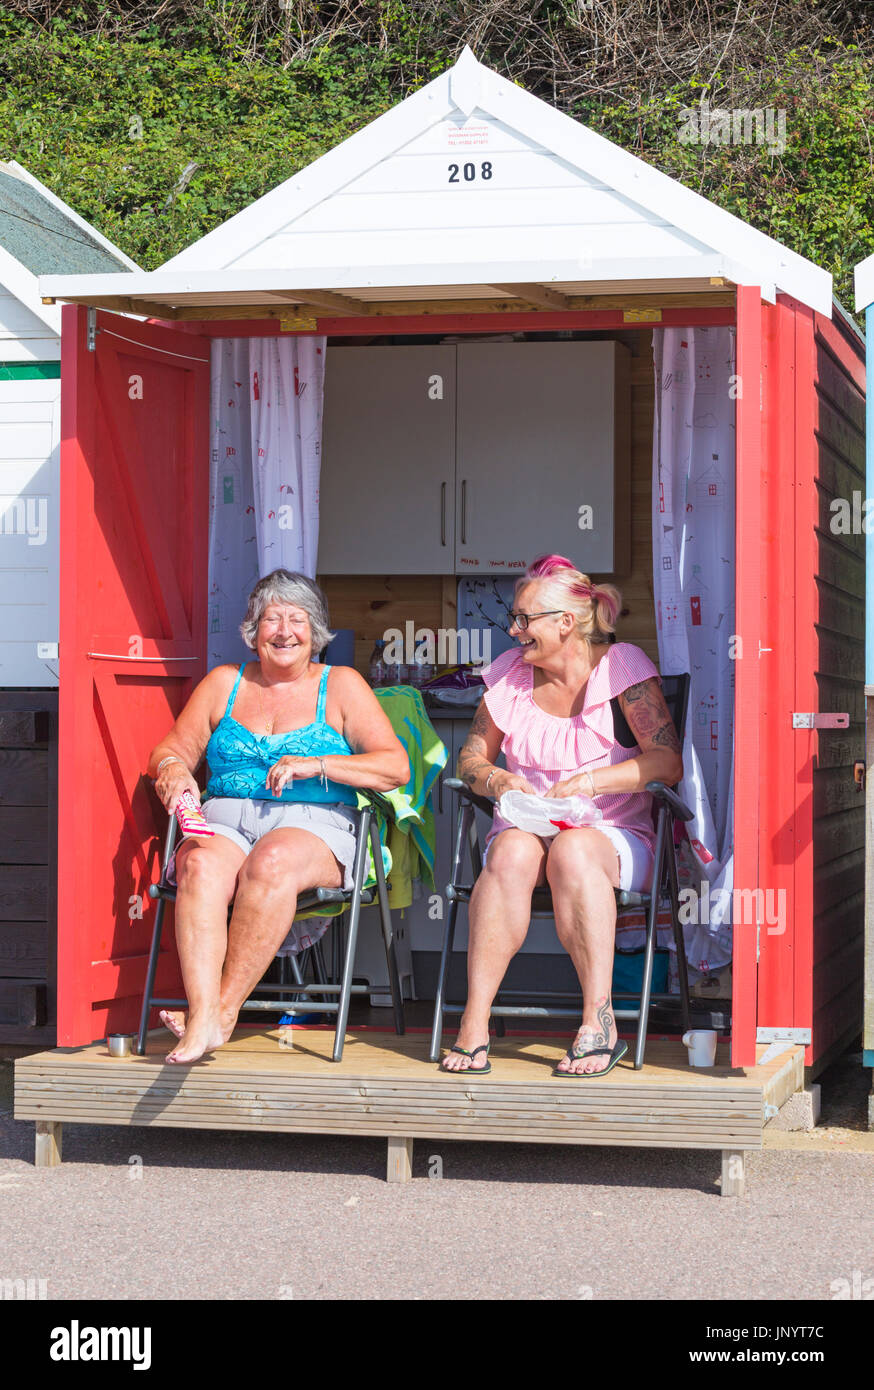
[207,335,326,669]
[652,326,736,985]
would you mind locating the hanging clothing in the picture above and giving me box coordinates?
[207,335,326,668]
[652,325,736,976]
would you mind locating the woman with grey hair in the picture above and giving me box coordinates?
[148,569,409,1064]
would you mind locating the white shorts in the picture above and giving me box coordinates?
[484,823,654,894]
[594,825,655,894]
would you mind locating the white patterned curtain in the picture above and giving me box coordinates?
[652,326,736,978]
[207,336,326,668]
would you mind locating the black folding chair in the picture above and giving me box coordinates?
[428,673,694,1070]
[138,800,405,1062]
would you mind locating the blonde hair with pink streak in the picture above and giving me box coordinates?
[517,554,621,645]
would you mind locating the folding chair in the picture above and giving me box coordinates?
[138,799,405,1062]
[428,673,694,1070]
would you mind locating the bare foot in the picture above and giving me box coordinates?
[165,1009,228,1064]
[159,1009,187,1039]
[440,1016,491,1072]
[555,996,619,1075]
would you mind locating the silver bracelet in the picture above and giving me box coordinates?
[318,756,328,789]
[155,755,185,778]
[485,768,498,795]
[584,770,597,797]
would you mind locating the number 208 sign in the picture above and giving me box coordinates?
[448,161,493,183]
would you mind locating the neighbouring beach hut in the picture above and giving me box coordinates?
[14,50,866,1187]
[853,253,874,1125]
[0,161,138,1044]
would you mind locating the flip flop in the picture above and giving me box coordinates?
[440,1042,491,1075]
[553,1039,628,1078]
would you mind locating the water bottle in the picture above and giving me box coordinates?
[368,639,387,687]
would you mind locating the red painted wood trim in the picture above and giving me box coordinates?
[732,286,763,1067]
[793,304,820,1066]
[158,308,736,338]
[58,305,96,1044]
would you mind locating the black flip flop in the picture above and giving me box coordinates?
[440,1042,491,1075]
[552,1039,628,1078]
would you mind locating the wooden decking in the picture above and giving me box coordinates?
[14,1029,804,1195]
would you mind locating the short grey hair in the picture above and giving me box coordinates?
[239,569,336,655]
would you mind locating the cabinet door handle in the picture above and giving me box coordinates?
[461,478,468,544]
[441,481,446,546]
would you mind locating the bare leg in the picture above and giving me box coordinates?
[217,828,344,1038]
[164,835,245,1063]
[548,828,623,1075]
[441,829,547,1071]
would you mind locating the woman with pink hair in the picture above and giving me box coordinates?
[440,554,682,1078]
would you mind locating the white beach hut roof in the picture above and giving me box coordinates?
[854,253,874,313]
[40,48,832,318]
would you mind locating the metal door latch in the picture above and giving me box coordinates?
[791,712,849,729]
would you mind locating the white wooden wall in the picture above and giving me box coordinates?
[0,373,60,687]
[0,287,60,363]
[228,113,708,274]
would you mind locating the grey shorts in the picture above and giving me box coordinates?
[167,797,361,890]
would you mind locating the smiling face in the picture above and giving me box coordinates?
[256,602,313,671]
[509,581,571,663]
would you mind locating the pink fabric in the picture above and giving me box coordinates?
[481,642,661,856]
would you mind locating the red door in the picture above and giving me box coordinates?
[57,306,210,1045]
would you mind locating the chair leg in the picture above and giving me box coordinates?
[331,809,372,1062]
[429,896,460,1062]
[665,833,693,1033]
[136,897,166,1056]
[634,810,669,1070]
[370,819,405,1036]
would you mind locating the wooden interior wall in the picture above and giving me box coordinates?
[811,316,867,1062]
[0,691,57,1046]
[318,329,658,672]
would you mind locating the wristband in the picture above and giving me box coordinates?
[155,755,185,778]
[485,769,498,795]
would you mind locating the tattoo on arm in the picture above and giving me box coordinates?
[620,679,681,754]
[456,698,499,790]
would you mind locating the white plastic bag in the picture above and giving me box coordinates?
[497,790,603,838]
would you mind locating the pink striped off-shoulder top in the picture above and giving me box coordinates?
[480,641,661,855]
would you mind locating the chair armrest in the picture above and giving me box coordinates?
[443,776,495,820]
[646,781,694,822]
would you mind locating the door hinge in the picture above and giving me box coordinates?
[87,306,99,352]
[756,1027,811,1045]
[791,712,849,729]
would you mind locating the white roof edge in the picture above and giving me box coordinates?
[4,160,143,272]
[0,243,60,334]
[157,49,831,315]
[39,254,770,302]
[854,253,874,313]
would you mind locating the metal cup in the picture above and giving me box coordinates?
[106,1033,136,1058]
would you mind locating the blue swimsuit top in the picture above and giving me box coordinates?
[204,662,358,806]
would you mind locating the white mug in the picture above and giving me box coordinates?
[682,1029,718,1067]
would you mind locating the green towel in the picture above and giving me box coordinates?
[357,686,448,907]
[296,684,448,919]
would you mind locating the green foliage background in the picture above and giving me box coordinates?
[0,0,871,312]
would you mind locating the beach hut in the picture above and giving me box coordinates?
[853,253,874,1125]
[0,161,138,1044]
[16,50,865,1188]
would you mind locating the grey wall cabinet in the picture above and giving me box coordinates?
[318,345,456,574]
[318,341,630,575]
[455,341,630,575]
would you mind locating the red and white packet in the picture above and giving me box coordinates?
[175,789,215,837]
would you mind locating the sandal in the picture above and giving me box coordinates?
[553,1039,627,1078]
[440,1042,491,1075]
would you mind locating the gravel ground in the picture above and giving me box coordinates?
[1,1058,872,1302]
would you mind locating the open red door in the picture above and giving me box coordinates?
[57,306,210,1045]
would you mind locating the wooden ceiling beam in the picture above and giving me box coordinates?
[490,282,574,311]
[262,289,372,316]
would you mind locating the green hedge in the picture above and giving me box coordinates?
[0,6,871,312]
